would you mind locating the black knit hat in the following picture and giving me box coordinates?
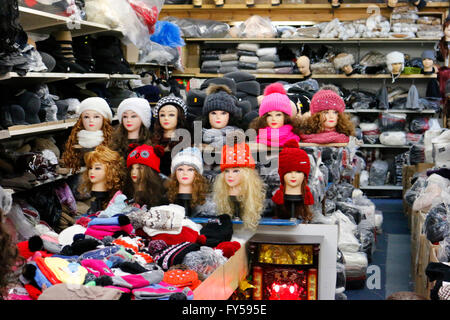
[200,214,233,247]
[156,242,201,271]
[201,77,236,95]
[10,104,28,125]
[202,84,242,118]
[186,89,206,108]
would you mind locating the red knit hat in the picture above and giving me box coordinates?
[220,142,255,171]
[273,140,314,205]
[309,89,346,115]
[127,144,164,172]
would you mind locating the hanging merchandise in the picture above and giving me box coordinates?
[128,0,164,34]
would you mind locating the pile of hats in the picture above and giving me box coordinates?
[200,48,223,74]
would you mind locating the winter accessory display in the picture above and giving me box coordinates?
[202,84,241,118]
[309,89,346,115]
[220,139,255,171]
[199,214,234,247]
[127,144,164,172]
[117,97,152,128]
[154,94,188,118]
[386,51,405,73]
[259,83,293,117]
[76,97,113,122]
[155,242,201,271]
[170,147,203,174]
[333,53,355,70]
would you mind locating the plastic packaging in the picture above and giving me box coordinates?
[128,0,164,34]
[410,144,426,165]
[336,201,363,225]
[229,15,277,38]
[360,122,380,144]
[357,219,375,262]
[404,175,427,207]
[379,131,406,146]
[5,204,39,242]
[406,133,424,146]
[335,210,361,253]
[336,262,347,291]
[423,203,450,244]
[432,130,450,167]
[369,160,389,186]
[342,251,368,280]
[163,17,230,38]
[379,113,407,131]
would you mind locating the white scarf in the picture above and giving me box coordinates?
[77,130,104,149]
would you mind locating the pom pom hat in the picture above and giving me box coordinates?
[309,89,346,115]
[259,83,293,117]
[118,97,152,129]
[272,140,314,205]
[127,144,164,172]
[76,97,113,122]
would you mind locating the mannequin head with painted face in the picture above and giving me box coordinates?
[123,144,165,208]
[213,136,266,230]
[438,19,450,66]
[166,147,209,208]
[202,84,240,130]
[153,95,189,142]
[79,145,124,196]
[62,97,113,173]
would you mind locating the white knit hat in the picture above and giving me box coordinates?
[171,147,203,174]
[386,51,405,73]
[117,97,152,128]
[76,97,113,122]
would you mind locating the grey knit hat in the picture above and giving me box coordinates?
[421,50,436,61]
[202,84,242,118]
[154,94,188,118]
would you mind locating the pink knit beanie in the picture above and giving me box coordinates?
[309,89,346,115]
[259,83,293,117]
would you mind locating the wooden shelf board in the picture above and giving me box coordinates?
[360,185,403,190]
[346,109,437,114]
[186,37,440,43]
[172,72,436,79]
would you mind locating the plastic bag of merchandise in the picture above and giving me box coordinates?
[379,131,406,146]
[423,203,450,244]
[375,210,383,234]
[335,182,356,202]
[360,122,380,144]
[410,118,430,134]
[379,113,407,131]
[138,40,181,68]
[342,251,368,280]
[406,133,423,146]
[369,160,389,186]
[359,170,369,187]
[436,236,450,262]
[357,219,376,262]
[85,0,150,49]
[182,246,228,280]
[5,204,39,242]
[337,201,363,225]
[425,129,444,163]
[413,177,448,212]
[150,21,185,48]
[294,26,320,38]
[319,18,341,39]
[335,210,361,253]
[163,17,230,38]
[364,14,390,38]
[432,130,450,167]
[19,0,82,19]
[404,175,427,207]
[325,199,336,215]
[229,15,277,38]
[128,0,164,34]
[336,262,347,296]
[410,144,426,165]
[352,193,377,228]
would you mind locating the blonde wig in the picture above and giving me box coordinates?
[299,110,355,136]
[213,167,266,230]
[166,170,210,208]
[78,145,125,206]
[61,116,113,173]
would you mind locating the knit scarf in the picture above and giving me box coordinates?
[257,124,300,147]
[271,184,314,205]
[300,130,349,144]
[77,130,104,148]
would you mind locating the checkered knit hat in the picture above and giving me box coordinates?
[154,94,188,118]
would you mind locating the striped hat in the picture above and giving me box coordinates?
[154,94,188,118]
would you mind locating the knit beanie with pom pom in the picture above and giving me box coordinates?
[259,82,293,117]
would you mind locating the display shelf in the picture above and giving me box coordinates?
[359,185,403,190]
[360,144,410,149]
[0,72,140,85]
[171,72,437,79]
[190,217,300,225]
[18,6,111,37]
[185,37,441,44]
[346,109,438,114]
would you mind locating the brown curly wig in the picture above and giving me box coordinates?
[0,210,21,299]
[78,145,125,202]
[166,170,210,208]
[109,124,153,160]
[249,112,302,136]
[438,20,450,63]
[152,106,191,148]
[274,180,313,222]
[61,117,113,173]
[299,111,355,136]
[123,164,166,208]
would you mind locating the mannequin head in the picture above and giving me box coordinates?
[123,144,165,208]
[386,51,405,76]
[214,140,265,230]
[202,84,240,130]
[272,140,313,221]
[117,97,152,139]
[301,89,355,136]
[333,53,355,75]
[445,20,450,41]
[166,147,208,207]
[438,20,450,63]
[296,56,311,77]
[62,97,113,172]
[79,145,124,195]
[153,95,189,143]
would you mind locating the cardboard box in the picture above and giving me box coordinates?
[122,43,139,64]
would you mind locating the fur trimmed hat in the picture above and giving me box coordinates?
[309,89,346,114]
[127,144,165,172]
[76,97,113,122]
[117,97,152,128]
[154,94,188,118]
[333,53,355,70]
[386,51,405,73]
[259,82,293,117]
[171,147,203,174]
